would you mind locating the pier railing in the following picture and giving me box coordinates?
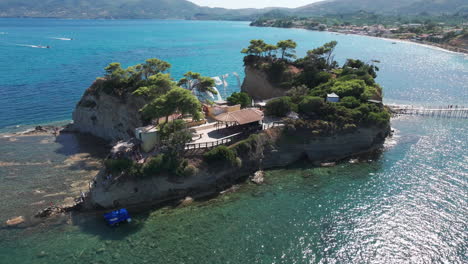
[185,133,245,151]
[389,105,468,119]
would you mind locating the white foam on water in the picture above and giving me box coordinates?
[211,87,223,102]
[50,37,72,41]
[16,44,48,49]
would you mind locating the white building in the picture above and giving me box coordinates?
[135,125,160,153]
[327,93,340,103]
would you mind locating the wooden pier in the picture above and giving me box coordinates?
[388,105,468,119]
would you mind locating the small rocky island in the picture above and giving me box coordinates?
[69,39,391,211]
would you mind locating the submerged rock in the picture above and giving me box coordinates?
[6,216,25,226]
[251,170,265,184]
[35,206,63,218]
[37,251,48,258]
[220,185,240,194]
[179,196,194,207]
[320,162,336,167]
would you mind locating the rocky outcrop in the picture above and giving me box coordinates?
[84,125,390,210]
[241,66,288,100]
[262,127,389,169]
[71,80,148,143]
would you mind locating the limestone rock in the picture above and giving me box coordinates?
[72,79,148,143]
[6,216,25,226]
[251,170,265,184]
[320,162,336,167]
[179,196,194,207]
[241,66,287,100]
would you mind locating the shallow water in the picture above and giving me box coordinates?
[0,19,467,263]
[0,118,466,263]
[0,133,108,224]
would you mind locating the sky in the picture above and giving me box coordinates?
[188,0,324,9]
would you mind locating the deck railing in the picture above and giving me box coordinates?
[389,105,468,119]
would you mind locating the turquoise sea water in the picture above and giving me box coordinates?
[0,19,467,263]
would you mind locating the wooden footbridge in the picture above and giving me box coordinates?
[388,105,468,119]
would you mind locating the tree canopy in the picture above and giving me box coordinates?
[132,73,177,99]
[141,87,203,123]
[143,58,171,79]
[306,41,338,69]
[277,39,297,60]
[241,39,297,61]
[178,71,217,95]
[227,92,252,108]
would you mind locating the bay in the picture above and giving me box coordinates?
[0,19,466,264]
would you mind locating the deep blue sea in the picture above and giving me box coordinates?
[0,19,467,264]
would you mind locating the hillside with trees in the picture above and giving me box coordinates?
[0,0,261,19]
[295,0,468,16]
[1,0,466,19]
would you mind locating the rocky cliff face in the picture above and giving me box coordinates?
[262,127,388,168]
[84,125,390,210]
[241,66,288,100]
[71,80,148,143]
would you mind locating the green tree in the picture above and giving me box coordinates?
[178,72,217,95]
[241,39,267,57]
[286,85,309,104]
[143,58,171,79]
[264,44,278,58]
[203,146,237,165]
[307,41,338,69]
[265,97,296,117]
[226,92,252,108]
[159,119,188,140]
[104,62,126,81]
[132,73,177,98]
[298,96,324,116]
[141,87,203,123]
[277,39,297,60]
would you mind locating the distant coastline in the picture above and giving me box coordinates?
[252,24,468,55]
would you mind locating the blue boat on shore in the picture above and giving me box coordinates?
[104,209,132,226]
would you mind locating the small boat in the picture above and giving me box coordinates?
[104,208,132,226]
[392,42,397,44]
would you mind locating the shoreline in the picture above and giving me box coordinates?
[343,32,468,55]
[255,25,468,56]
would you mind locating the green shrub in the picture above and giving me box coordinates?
[286,85,309,104]
[203,146,237,165]
[298,96,324,115]
[227,92,252,108]
[105,159,134,173]
[366,111,390,127]
[181,165,198,177]
[265,97,296,117]
[142,154,165,176]
[233,134,260,156]
[340,96,361,108]
[331,79,366,98]
[360,85,378,101]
